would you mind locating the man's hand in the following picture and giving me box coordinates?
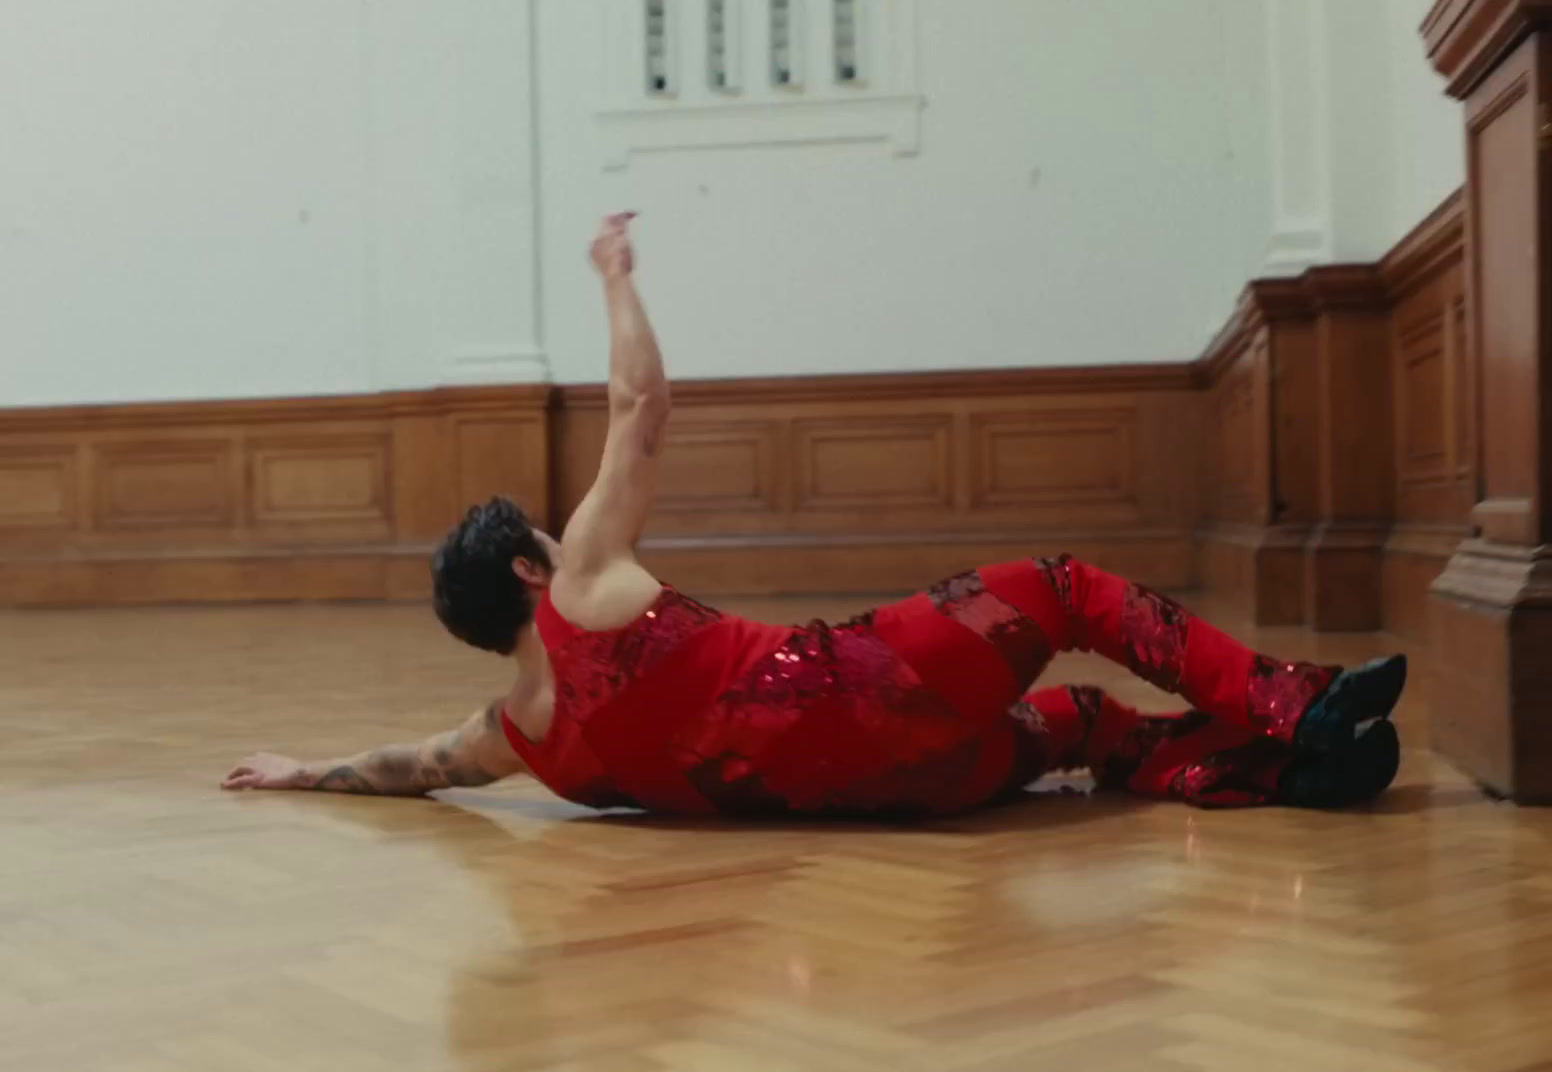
[590,213,637,279]
[222,753,306,791]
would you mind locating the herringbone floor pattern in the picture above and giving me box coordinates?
[1,596,1548,1071]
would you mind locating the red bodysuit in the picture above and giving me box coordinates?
[499,556,1334,817]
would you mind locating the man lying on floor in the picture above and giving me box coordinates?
[223,215,1405,816]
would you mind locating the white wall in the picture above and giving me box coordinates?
[1386,0,1465,244]
[0,0,542,407]
[0,0,1466,407]
[1261,0,1463,271]
[1,1,375,405]
[540,0,1273,382]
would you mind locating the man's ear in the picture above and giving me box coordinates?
[512,558,549,587]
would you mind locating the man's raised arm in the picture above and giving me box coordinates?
[558,214,672,579]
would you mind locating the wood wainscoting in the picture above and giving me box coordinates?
[0,387,551,606]
[554,369,1204,597]
[1380,191,1473,642]
[1197,280,1317,627]
[0,369,1202,606]
[1194,190,1472,638]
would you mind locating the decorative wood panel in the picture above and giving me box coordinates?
[655,421,780,513]
[1424,0,1552,803]
[1397,312,1450,487]
[1215,356,1261,524]
[793,416,953,511]
[0,447,77,531]
[0,371,1205,603]
[249,435,391,535]
[92,441,234,531]
[969,408,1138,518]
[1378,183,1471,638]
[0,386,550,606]
[1453,295,1473,489]
[1467,45,1541,544]
[1386,190,1471,530]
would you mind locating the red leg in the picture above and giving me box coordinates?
[1016,686,1294,809]
[975,556,1334,744]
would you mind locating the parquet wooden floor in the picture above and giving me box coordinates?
[2,594,1549,1072]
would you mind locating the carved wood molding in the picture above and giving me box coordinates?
[1382,190,1467,295]
[1424,0,1552,97]
[558,364,1199,409]
[0,384,554,432]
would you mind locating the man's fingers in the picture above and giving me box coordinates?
[221,764,260,789]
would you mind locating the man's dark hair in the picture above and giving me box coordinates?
[431,497,552,655]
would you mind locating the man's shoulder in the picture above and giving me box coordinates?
[549,560,664,632]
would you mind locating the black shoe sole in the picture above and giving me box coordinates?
[1294,654,1408,753]
[1279,719,1401,810]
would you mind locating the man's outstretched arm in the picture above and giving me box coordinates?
[221,699,525,797]
[558,214,671,580]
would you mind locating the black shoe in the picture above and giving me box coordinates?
[1278,719,1401,810]
[1293,655,1408,753]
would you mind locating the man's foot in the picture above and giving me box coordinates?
[1278,719,1401,810]
[1293,655,1408,753]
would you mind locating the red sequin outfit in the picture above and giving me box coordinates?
[499,556,1335,816]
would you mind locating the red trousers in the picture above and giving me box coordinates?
[1012,685,1300,808]
[878,555,1336,808]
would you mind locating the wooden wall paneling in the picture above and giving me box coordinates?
[1451,290,1478,515]
[1425,7,1552,802]
[1466,40,1543,546]
[1303,266,1394,631]
[1381,190,1471,641]
[654,420,782,516]
[1215,358,1259,523]
[1396,304,1452,517]
[793,414,955,515]
[551,374,1199,596]
[452,414,552,532]
[0,386,552,607]
[1269,319,1322,529]
[388,413,455,547]
[968,407,1137,513]
[246,429,394,543]
[91,438,237,535]
[987,393,1201,521]
[0,445,79,539]
[1196,280,1314,627]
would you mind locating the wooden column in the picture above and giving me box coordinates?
[1198,282,1318,627]
[1424,0,1552,802]
[1303,267,1395,631]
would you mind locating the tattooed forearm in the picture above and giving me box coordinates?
[297,700,509,797]
[310,765,380,795]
